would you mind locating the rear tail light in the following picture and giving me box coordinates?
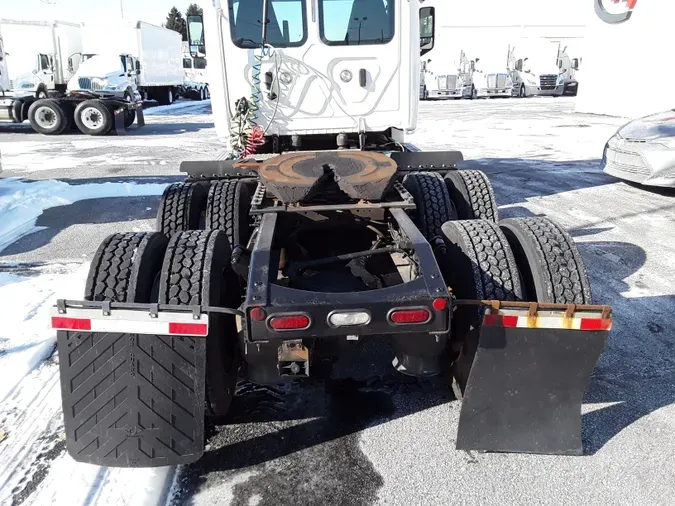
[328,311,371,327]
[389,308,431,325]
[250,307,267,322]
[268,314,311,331]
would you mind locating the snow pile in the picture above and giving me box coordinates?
[0,178,169,253]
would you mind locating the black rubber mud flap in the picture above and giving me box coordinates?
[456,324,607,455]
[57,330,206,467]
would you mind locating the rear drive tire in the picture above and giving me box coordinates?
[158,231,240,417]
[403,172,458,245]
[74,99,113,136]
[439,219,524,397]
[500,217,592,304]
[28,99,69,135]
[84,232,169,303]
[444,170,499,222]
[205,180,254,250]
[156,182,208,236]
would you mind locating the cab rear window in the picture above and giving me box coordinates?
[228,0,307,48]
[319,0,395,46]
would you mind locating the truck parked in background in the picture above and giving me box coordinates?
[180,41,209,101]
[421,49,466,100]
[509,42,565,97]
[0,19,82,98]
[557,42,581,96]
[470,48,513,98]
[69,21,184,105]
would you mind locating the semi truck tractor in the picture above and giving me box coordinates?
[557,42,581,96]
[470,48,514,98]
[509,42,565,97]
[181,41,210,101]
[50,0,611,467]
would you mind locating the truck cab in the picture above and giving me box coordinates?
[200,0,423,150]
[67,52,139,101]
[557,43,581,96]
[509,43,565,97]
[421,50,467,101]
[470,51,513,99]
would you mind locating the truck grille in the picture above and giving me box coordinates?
[78,77,105,91]
[437,75,457,90]
[539,74,558,90]
[487,74,508,89]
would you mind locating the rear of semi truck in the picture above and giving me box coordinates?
[50,0,611,467]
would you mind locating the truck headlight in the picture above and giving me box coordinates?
[557,75,564,85]
[506,77,513,87]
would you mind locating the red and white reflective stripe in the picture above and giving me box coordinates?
[50,307,209,337]
[483,310,612,331]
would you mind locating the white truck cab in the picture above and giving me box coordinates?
[421,50,467,101]
[470,51,513,99]
[67,53,140,101]
[509,43,564,97]
[200,0,423,149]
[557,43,581,96]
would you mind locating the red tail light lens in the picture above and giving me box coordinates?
[268,314,311,331]
[389,308,431,325]
[250,307,267,322]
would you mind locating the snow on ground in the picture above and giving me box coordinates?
[0,264,174,506]
[0,178,169,253]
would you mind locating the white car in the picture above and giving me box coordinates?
[602,110,675,187]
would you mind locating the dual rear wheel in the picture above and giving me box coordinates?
[404,169,593,395]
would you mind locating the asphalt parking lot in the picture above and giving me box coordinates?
[1,97,675,506]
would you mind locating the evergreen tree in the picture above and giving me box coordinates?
[186,3,203,17]
[165,7,187,41]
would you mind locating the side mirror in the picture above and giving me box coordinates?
[515,59,523,71]
[187,15,206,57]
[419,7,435,57]
[572,58,579,70]
[475,58,480,63]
